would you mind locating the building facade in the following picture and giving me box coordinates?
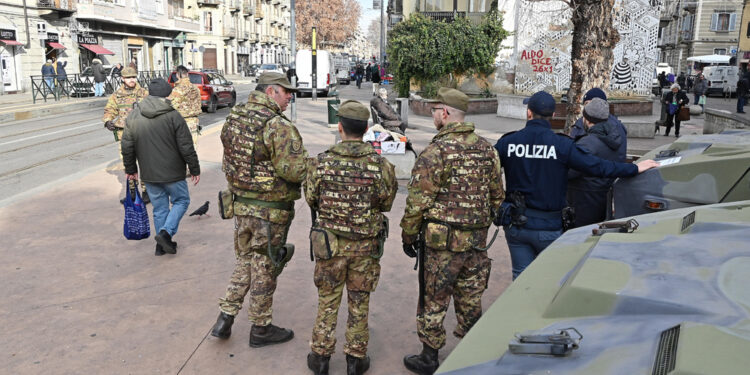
[658,0,743,75]
[0,0,291,93]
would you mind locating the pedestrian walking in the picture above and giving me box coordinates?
[305,100,398,375]
[493,91,659,279]
[92,58,106,97]
[355,64,364,89]
[569,88,627,162]
[693,74,707,113]
[167,65,202,147]
[677,72,686,88]
[401,88,505,375]
[736,73,749,114]
[210,72,308,348]
[55,59,68,88]
[121,78,200,256]
[663,83,689,137]
[371,64,381,96]
[567,98,625,228]
[365,62,372,82]
[41,59,55,92]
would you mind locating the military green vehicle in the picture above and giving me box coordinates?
[437,200,750,374]
[611,130,750,219]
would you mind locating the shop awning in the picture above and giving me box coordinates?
[80,44,114,55]
[47,42,66,50]
[0,39,22,46]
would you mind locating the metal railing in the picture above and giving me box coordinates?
[421,11,466,23]
[37,0,76,11]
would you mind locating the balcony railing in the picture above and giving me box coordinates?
[421,11,466,23]
[228,0,240,11]
[197,0,220,6]
[255,6,264,20]
[680,30,693,43]
[223,26,237,37]
[37,0,76,12]
[243,1,254,15]
[249,32,259,42]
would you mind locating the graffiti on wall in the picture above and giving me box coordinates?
[513,0,662,97]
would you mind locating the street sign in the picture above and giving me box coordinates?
[199,45,205,53]
[37,22,47,40]
[373,0,381,10]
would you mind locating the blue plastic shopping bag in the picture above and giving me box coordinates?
[123,181,150,240]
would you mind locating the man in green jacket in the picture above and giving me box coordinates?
[121,78,200,256]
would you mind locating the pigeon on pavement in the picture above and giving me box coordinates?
[189,201,210,218]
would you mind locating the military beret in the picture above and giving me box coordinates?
[121,67,137,78]
[436,87,469,112]
[258,72,297,92]
[337,100,370,121]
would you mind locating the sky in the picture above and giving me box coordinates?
[357,0,382,33]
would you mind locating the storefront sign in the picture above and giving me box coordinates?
[47,33,59,43]
[77,34,98,44]
[127,37,144,46]
[0,29,17,41]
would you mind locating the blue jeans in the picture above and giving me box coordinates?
[504,226,563,280]
[738,95,746,113]
[44,77,54,91]
[94,81,104,96]
[145,180,190,237]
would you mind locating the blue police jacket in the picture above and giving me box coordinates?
[494,119,638,230]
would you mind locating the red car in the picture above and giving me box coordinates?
[168,70,236,113]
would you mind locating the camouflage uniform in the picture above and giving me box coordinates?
[400,121,504,350]
[103,83,148,144]
[305,140,397,358]
[218,90,308,326]
[168,77,202,147]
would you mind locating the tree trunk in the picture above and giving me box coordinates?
[566,0,620,134]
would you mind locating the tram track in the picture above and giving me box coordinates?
[0,140,113,179]
[0,116,102,140]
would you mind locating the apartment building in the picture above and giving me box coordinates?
[738,0,749,70]
[658,0,742,75]
[387,0,496,27]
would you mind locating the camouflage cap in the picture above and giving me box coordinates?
[337,100,370,121]
[121,67,137,78]
[258,72,297,92]
[437,87,469,112]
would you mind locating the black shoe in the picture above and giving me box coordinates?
[403,343,439,375]
[249,324,294,347]
[346,354,370,375]
[155,244,165,256]
[155,230,176,254]
[307,351,330,375]
[141,190,150,204]
[210,312,235,339]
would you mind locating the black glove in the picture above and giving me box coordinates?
[104,121,116,131]
[493,207,503,227]
[402,242,417,258]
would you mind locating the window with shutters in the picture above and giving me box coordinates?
[204,11,213,32]
[713,48,727,55]
[711,12,736,32]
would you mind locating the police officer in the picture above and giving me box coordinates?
[494,91,659,279]
[401,88,504,375]
[167,65,202,147]
[210,72,308,348]
[304,100,398,375]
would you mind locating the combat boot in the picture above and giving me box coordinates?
[346,354,370,375]
[306,351,330,375]
[210,312,234,339]
[403,343,439,375]
[248,324,294,347]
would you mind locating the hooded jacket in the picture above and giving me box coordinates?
[566,119,623,228]
[92,59,106,83]
[121,96,200,183]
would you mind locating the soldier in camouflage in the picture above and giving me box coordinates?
[304,100,398,375]
[400,88,505,375]
[103,66,149,200]
[167,65,202,147]
[210,72,308,348]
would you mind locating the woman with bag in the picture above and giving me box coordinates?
[663,83,689,137]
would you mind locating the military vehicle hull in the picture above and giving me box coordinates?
[438,201,750,375]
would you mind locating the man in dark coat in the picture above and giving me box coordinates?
[55,59,68,83]
[736,73,749,114]
[693,74,707,112]
[371,64,381,96]
[41,59,55,91]
[663,83,689,137]
[677,72,686,88]
[569,88,627,162]
[92,58,107,97]
[370,87,406,134]
[567,98,624,228]
[121,78,200,256]
[365,62,372,82]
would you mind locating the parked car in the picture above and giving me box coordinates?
[256,63,284,77]
[167,70,236,113]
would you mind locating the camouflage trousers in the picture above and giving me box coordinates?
[311,255,381,358]
[218,215,291,325]
[417,248,490,350]
[186,117,200,150]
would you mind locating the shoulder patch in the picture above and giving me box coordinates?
[291,140,302,154]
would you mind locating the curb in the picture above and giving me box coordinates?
[0,98,108,123]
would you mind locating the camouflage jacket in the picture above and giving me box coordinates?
[168,77,201,131]
[305,140,397,256]
[400,122,504,252]
[102,84,148,129]
[221,90,308,224]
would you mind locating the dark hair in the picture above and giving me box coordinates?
[340,117,368,137]
[531,112,552,122]
[176,65,189,76]
[255,83,269,92]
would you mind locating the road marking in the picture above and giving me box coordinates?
[0,122,100,146]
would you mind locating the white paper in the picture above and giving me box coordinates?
[658,156,682,167]
[381,141,406,154]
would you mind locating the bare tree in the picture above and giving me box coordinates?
[565,0,620,133]
[296,0,361,47]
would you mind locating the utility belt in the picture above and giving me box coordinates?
[421,219,495,252]
[218,189,294,220]
[495,191,576,231]
[309,212,389,261]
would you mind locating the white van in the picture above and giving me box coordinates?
[703,65,739,97]
[295,49,337,96]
